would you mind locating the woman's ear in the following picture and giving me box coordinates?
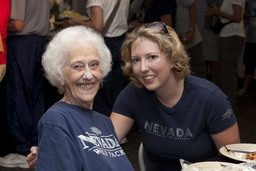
[60,80,65,86]
[58,70,65,86]
[168,58,174,69]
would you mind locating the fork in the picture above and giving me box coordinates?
[224,145,255,153]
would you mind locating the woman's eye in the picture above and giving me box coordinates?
[90,61,99,68]
[149,55,157,60]
[131,58,140,64]
[72,63,83,69]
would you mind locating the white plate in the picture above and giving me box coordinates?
[219,143,256,163]
[189,161,238,169]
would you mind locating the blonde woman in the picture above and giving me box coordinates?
[111,21,240,170]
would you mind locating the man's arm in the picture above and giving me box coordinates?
[183,2,196,44]
[8,19,24,33]
[66,6,104,33]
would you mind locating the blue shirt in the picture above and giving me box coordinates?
[36,101,134,171]
[113,75,237,170]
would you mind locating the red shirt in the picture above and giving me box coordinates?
[0,0,10,64]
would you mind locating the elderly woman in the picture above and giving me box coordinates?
[35,26,133,171]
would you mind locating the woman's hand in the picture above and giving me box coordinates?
[26,146,38,170]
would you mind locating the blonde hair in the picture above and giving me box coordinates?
[121,25,190,88]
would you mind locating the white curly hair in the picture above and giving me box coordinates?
[42,26,112,94]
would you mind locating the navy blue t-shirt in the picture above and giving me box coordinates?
[36,101,134,171]
[113,75,237,170]
[144,0,177,28]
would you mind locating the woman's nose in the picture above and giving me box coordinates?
[82,68,93,80]
[140,60,149,72]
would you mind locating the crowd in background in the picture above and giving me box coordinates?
[0,0,255,169]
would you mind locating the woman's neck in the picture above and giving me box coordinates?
[155,77,185,108]
[60,96,93,109]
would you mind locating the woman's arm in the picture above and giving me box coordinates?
[211,122,240,152]
[110,112,135,142]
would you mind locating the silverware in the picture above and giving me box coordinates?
[224,145,255,153]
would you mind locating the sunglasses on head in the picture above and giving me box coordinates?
[134,21,169,34]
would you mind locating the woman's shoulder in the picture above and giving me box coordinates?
[41,102,70,122]
[40,101,91,125]
[186,75,218,92]
[185,75,228,103]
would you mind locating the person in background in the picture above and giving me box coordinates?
[0,0,10,82]
[202,0,223,85]
[207,0,246,110]
[237,0,256,97]
[128,0,146,32]
[128,0,177,39]
[65,0,130,117]
[195,0,207,32]
[0,0,10,158]
[6,0,50,157]
[34,26,134,171]
[144,0,176,27]
[27,21,240,170]
[175,0,207,79]
[129,0,145,21]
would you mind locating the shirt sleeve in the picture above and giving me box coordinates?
[205,88,237,135]
[10,0,26,21]
[36,123,83,171]
[86,0,102,9]
[112,83,136,119]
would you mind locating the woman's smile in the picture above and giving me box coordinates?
[143,75,155,83]
[78,82,95,90]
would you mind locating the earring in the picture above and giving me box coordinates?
[99,82,103,89]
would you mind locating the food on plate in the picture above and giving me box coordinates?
[58,11,89,21]
[245,152,256,161]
